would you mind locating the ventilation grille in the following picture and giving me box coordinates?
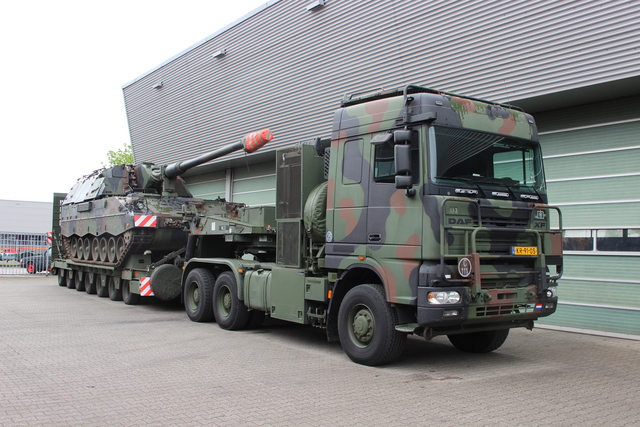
[475,303,535,317]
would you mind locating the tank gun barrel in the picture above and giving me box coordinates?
[164,129,273,178]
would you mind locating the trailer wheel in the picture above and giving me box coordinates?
[213,272,249,330]
[57,271,66,287]
[75,272,85,292]
[122,280,140,305]
[447,329,510,353]
[96,275,109,298]
[108,276,122,301]
[66,271,75,289]
[85,274,96,295]
[338,284,406,366]
[184,268,215,322]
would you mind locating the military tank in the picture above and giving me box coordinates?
[57,129,273,300]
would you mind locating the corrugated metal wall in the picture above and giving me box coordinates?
[536,95,640,336]
[123,0,640,167]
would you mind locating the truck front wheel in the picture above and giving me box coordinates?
[213,272,249,330]
[184,268,215,322]
[447,329,510,353]
[338,284,406,366]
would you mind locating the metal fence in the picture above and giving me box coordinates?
[0,232,50,275]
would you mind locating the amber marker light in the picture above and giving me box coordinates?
[238,269,244,274]
[328,290,333,299]
[358,256,366,261]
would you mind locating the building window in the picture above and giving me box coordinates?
[563,229,640,253]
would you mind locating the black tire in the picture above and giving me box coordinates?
[66,271,76,289]
[447,329,510,353]
[245,310,265,329]
[122,280,140,305]
[213,271,249,330]
[85,274,96,295]
[184,268,215,322]
[57,271,66,286]
[338,284,406,366]
[96,275,109,298]
[75,273,85,292]
[108,276,122,301]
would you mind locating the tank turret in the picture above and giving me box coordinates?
[59,130,273,286]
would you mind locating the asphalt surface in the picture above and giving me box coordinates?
[1,276,638,427]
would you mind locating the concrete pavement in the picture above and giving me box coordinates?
[1,276,638,426]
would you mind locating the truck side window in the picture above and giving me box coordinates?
[342,139,363,184]
[373,136,419,184]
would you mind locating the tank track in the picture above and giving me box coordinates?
[62,229,154,269]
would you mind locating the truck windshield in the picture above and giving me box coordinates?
[428,126,546,196]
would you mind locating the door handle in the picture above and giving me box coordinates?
[368,234,382,242]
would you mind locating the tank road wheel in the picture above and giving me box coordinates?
[57,271,66,287]
[184,268,215,322]
[122,280,140,305]
[107,237,117,263]
[96,275,109,298]
[447,329,510,353]
[84,274,96,294]
[213,272,249,330]
[91,238,100,261]
[76,238,84,260]
[70,237,78,258]
[116,236,127,262]
[108,276,122,301]
[75,272,86,292]
[338,284,406,366]
[99,237,108,262]
[66,271,76,289]
[83,238,92,261]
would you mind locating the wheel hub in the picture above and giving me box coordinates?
[352,309,373,343]
[223,292,232,311]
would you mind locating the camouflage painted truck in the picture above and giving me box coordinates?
[181,84,563,366]
[51,130,273,304]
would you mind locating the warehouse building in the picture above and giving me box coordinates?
[122,0,640,337]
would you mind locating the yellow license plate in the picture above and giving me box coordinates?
[512,246,538,255]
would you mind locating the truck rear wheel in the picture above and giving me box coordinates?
[122,280,140,305]
[213,272,249,330]
[184,268,215,322]
[338,284,406,366]
[447,329,510,353]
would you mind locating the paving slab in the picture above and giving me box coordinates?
[1,276,639,426]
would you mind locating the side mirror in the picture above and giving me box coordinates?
[394,144,414,196]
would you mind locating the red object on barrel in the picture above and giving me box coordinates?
[243,129,273,153]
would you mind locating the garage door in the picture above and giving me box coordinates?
[536,96,640,337]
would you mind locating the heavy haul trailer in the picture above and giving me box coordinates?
[182,84,563,366]
[51,130,273,304]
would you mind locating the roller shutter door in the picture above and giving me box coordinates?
[536,96,640,337]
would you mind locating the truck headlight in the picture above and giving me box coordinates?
[545,286,557,298]
[428,291,461,304]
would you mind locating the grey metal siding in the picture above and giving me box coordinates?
[123,0,640,167]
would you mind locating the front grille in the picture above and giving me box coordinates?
[475,303,535,317]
